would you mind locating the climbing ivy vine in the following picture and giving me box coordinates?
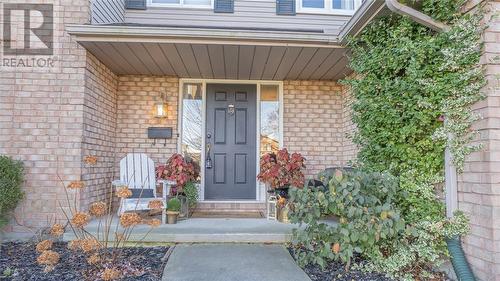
[289,2,487,279]
[344,1,485,223]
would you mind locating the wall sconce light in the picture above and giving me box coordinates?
[155,91,167,118]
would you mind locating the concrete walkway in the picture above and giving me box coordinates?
[162,244,311,281]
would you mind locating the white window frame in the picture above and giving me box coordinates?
[148,0,213,9]
[297,0,361,15]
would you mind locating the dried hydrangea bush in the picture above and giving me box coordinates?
[33,156,163,280]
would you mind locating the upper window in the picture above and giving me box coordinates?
[149,0,212,8]
[180,83,203,183]
[298,0,361,14]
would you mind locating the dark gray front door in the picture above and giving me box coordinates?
[205,84,257,200]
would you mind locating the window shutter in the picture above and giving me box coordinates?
[125,0,147,10]
[276,0,295,15]
[214,0,234,13]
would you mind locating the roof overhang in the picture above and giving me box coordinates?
[67,25,356,80]
[66,0,390,80]
[339,0,386,44]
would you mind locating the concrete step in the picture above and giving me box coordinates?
[63,218,297,243]
[190,210,264,219]
[194,202,266,213]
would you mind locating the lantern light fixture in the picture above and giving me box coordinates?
[155,91,168,118]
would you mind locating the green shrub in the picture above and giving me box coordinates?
[0,155,24,227]
[362,211,470,280]
[182,181,199,209]
[167,197,181,212]
[289,169,404,269]
[290,169,470,279]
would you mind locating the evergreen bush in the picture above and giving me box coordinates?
[0,155,24,227]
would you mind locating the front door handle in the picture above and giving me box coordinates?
[205,142,212,169]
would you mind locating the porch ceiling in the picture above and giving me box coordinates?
[80,41,351,80]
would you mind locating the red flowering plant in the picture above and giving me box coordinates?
[156,154,199,194]
[257,148,306,193]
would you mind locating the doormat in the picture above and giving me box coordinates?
[190,211,264,219]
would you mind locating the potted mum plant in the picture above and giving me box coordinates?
[166,197,181,224]
[157,154,199,218]
[257,148,306,194]
[257,148,305,222]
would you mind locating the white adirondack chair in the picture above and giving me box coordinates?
[112,153,175,224]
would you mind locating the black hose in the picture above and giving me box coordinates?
[446,236,476,281]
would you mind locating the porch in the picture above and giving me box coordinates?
[67,21,357,213]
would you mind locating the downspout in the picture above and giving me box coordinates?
[443,122,475,281]
[382,1,475,280]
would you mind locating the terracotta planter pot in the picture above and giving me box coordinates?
[166,211,180,224]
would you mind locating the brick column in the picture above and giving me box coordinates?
[459,2,500,280]
[0,0,118,234]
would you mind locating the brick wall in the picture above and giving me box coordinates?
[283,80,345,177]
[0,0,91,233]
[115,76,179,166]
[80,53,119,208]
[459,2,500,280]
[114,78,349,181]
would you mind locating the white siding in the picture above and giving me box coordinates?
[124,0,351,36]
[92,0,126,24]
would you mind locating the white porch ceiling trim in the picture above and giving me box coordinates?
[67,25,342,48]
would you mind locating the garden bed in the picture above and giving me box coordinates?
[287,247,453,281]
[287,248,392,281]
[0,242,168,281]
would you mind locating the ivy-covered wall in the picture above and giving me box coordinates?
[346,0,484,222]
[340,1,500,279]
[341,0,489,279]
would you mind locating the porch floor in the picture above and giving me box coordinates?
[63,217,297,243]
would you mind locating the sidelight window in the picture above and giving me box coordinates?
[180,83,203,183]
[259,84,280,156]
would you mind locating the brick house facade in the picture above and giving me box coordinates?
[0,0,499,280]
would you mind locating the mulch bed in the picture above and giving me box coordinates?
[287,248,393,281]
[0,242,168,281]
[300,261,394,281]
[287,247,453,281]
